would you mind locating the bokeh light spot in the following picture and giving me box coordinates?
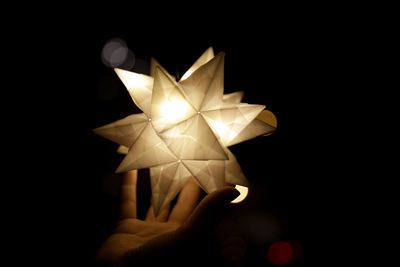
[101,38,135,69]
[268,241,293,265]
[101,38,126,67]
[109,46,128,67]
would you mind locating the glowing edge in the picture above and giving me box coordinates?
[231,185,248,203]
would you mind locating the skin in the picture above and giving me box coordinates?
[95,170,240,266]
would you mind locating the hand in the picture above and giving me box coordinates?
[95,170,240,266]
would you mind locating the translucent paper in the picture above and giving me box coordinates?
[94,47,277,215]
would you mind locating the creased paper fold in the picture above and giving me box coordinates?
[94,47,276,215]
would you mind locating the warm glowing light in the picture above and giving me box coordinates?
[231,185,248,203]
[180,46,214,81]
[208,119,237,144]
[94,47,277,216]
[180,69,195,81]
[114,68,153,90]
[158,97,194,124]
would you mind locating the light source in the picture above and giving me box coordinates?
[94,47,277,215]
[231,185,249,204]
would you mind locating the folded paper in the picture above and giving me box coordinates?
[94,47,277,215]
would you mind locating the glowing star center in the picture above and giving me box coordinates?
[158,97,193,124]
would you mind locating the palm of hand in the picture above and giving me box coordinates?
[96,170,204,264]
[95,170,239,265]
[97,218,180,263]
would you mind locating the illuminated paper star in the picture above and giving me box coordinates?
[94,47,276,215]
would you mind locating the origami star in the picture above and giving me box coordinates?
[94,47,276,215]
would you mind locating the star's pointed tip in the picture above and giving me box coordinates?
[247,103,266,110]
[115,162,128,173]
[113,68,128,77]
[210,51,225,65]
[115,167,125,174]
[216,51,226,57]
[92,125,107,136]
[92,128,100,136]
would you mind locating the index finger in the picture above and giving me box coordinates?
[119,170,138,219]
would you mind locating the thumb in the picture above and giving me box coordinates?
[182,186,240,232]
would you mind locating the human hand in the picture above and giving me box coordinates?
[95,170,240,266]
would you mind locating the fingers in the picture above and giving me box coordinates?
[145,203,171,222]
[119,170,138,219]
[182,186,239,231]
[145,206,155,221]
[168,177,203,224]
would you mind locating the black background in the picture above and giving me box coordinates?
[8,3,372,266]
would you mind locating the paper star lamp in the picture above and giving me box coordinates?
[94,47,277,215]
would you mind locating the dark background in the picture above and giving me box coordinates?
[8,3,372,266]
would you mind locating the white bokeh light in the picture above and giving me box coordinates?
[101,38,135,69]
